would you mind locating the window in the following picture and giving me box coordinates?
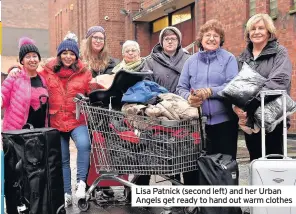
[153,16,169,33]
[172,6,191,25]
[270,0,278,18]
[249,0,256,17]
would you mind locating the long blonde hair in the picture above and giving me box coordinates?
[80,35,110,72]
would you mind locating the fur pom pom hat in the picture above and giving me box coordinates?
[18,37,41,64]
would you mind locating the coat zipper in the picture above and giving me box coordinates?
[24,76,32,125]
[207,60,212,124]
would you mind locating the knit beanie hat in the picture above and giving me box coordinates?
[63,31,78,43]
[159,26,182,47]
[85,26,106,39]
[57,39,79,59]
[18,37,41,65]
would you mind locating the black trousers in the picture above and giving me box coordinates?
[205,120,239,160]
[245,122,284,161]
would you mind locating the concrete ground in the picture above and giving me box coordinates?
[65,133,296,214]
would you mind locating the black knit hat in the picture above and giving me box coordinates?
[57,39,79,59]
[18,37,41,64]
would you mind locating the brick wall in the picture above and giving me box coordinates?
[197,0,296,132]
[49,0,126,59]
[48,0,296,132]
[140,0,160,9]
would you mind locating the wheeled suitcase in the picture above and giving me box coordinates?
[250,90,296,214]
[2,127,65,214]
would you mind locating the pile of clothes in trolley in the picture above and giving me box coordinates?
[102,80,202,174]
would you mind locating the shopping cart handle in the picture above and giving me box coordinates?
[75,93,89,101]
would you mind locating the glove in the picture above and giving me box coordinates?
[194,88,212,101]
[188,94,203,107]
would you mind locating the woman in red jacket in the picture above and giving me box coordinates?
[9,38,92,208]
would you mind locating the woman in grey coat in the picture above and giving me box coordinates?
[143,26,190,93]
[234,14,292,161]
[128,27,196,192]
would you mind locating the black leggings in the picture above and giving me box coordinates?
[245,122,284,161]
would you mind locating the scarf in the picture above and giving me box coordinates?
[111,58,144,74]
[56,67,75,89]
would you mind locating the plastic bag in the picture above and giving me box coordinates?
[254,95,296,132]
[218,62,266,109]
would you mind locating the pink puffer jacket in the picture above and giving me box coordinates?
[1,70,47,131]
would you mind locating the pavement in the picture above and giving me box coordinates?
[65,132,296,214]
[2,130,296,214]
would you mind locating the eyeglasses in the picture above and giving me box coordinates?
[204,34,220,40]
[92,36,105,42]
[163,37,178,43]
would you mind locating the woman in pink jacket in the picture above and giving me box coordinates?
[1,37,49,130]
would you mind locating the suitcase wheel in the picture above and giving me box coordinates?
[77,198,90,212]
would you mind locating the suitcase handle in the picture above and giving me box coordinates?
[260,90,287,157]
[262,154,291,159]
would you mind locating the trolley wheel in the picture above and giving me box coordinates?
[184,207,199,214]
[77,198,90,212]
[56,205,66,214]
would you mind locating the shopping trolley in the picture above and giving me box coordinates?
[74,93,206,213]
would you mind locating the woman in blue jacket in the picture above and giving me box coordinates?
[176,19,239,159]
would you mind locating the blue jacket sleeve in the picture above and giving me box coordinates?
[176,59,191,100]
[210,55,239,98]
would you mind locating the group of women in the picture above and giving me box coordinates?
[1,13,292,208]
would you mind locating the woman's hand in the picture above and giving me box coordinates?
[193,88,212,100]
[188,94,203,107]
[8,67,21,77]
[233,105,247,124]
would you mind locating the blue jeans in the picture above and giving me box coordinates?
[60,125,90,194]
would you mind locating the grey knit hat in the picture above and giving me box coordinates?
[159,26,182,47]
[85,26,106,39]
[57,39,79,59]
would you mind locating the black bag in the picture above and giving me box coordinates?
[2,128,65,214]
[218,62,266,110]
[197,153,241,214]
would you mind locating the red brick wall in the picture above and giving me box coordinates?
[48,0,296,132]
[191,0,296,132]
[136,22,151,56]
[49,0,126,59]
[140,0,161,9]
